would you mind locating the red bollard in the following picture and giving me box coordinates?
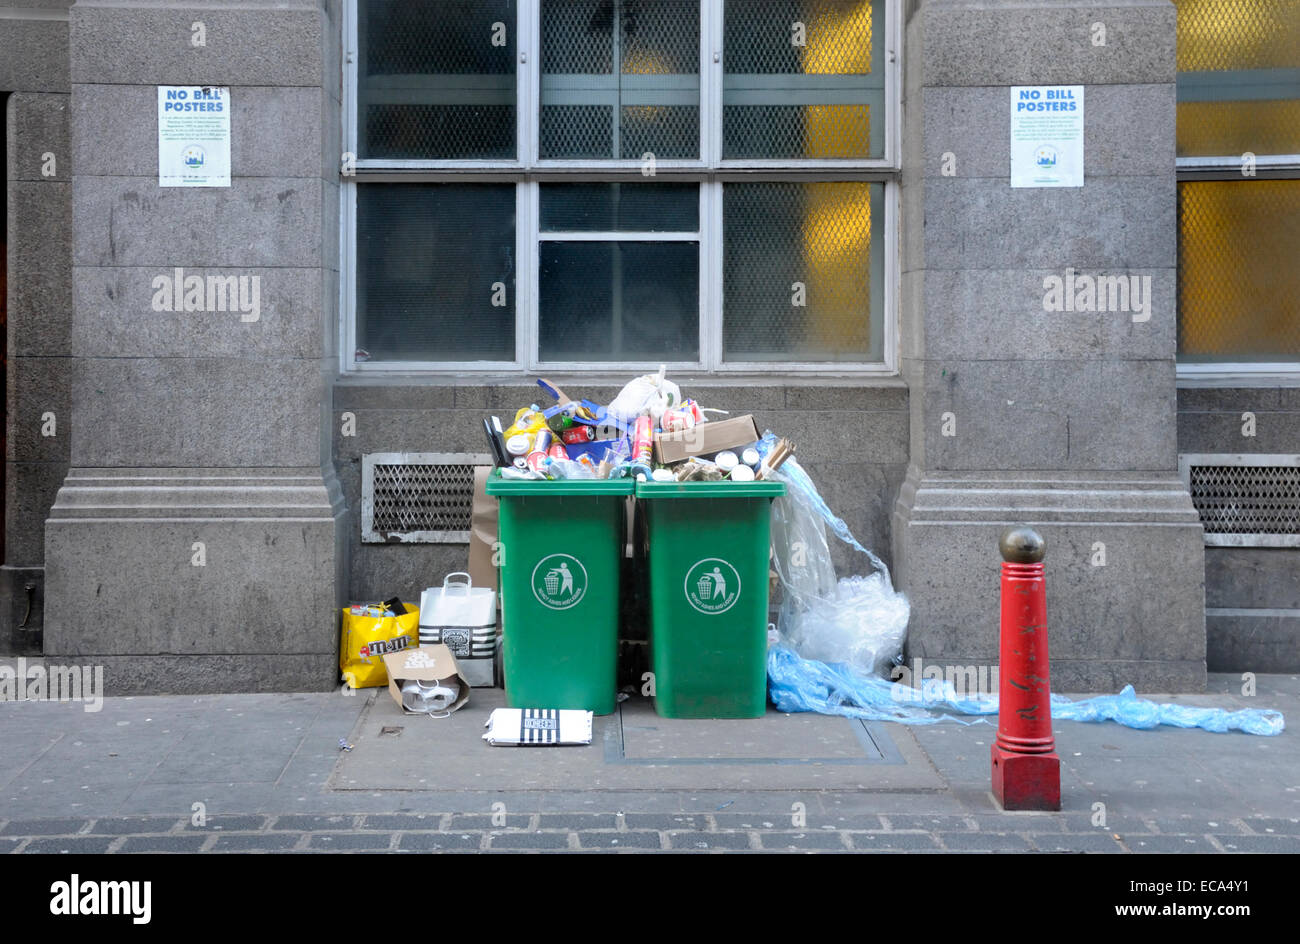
[991,526,1061,811]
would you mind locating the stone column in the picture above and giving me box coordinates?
[43,1,346,692]
[2,3,73,653]
[893,0,1206,691]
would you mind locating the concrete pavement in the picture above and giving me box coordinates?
[0,667,1295,853]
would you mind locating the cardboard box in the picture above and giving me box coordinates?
[382,645,470,715]
[653,414,761,465]
[468,467,498,593]
[482,708,594,746]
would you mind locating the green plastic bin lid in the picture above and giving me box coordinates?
[485,469,635,496]
[635,479,786,498]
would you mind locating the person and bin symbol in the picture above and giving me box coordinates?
[544,561,575,598]
[697,566,727,602]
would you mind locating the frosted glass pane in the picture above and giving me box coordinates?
[357,184,516,362]
[539,241,698,361]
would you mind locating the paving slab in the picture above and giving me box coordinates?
[330,688,943,792]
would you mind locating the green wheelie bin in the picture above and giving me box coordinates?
[635,479,786,719]
[485,472,634,715]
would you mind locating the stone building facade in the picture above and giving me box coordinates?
[2,1,1296,693]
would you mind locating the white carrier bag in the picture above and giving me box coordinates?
[419,572,499,688]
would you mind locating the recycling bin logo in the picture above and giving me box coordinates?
[531,553,588,610]
[684,558,741,615]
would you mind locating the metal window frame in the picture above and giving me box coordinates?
[361,451,493,544]
[1177,452,1300,548]
[340,0,902,376]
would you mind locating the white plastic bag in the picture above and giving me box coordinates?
[762,433,910,677]
[606,365,682,425]
[419,572,495,627]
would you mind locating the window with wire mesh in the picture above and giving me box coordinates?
[358,0,517,160]
[1173,1,1300,365]
[364,460,479,542]
[356,183,516,362]
[1188,463,1300,539]
[1177,180,1300,360]
[1173,0,1300,157]
[723,181,882,362]
[723,0,882,159]
[541,0,700,159]
[350,1,895,370]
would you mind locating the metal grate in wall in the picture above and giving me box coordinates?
[361,453,491,543]
[1179,454,1300,547]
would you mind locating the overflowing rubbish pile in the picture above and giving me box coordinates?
[337,365,919,732]
[337,366,1286,741]
[481,368,792,484]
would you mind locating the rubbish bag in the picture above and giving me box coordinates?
[767,647,1285,735]
[760,432,909,677]
[606,364,682,427]
[339,603,420,689]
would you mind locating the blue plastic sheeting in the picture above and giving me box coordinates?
[756,432,892,582]
[767,647,1285,736]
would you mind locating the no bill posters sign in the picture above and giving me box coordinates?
[158,86,231,187]
[1010,85,1084,188]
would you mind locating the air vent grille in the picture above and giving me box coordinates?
[361,453,491,543]
[1180,454,1300,547]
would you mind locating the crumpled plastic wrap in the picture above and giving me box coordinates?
[767,647,1285,736]
[759,432,909,677]
[1051,684,1284,735]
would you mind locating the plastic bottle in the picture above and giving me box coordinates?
[503,406,547,442]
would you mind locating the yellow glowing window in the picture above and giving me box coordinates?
[1174,1,1300,364]
[723,0,882,159]
[724,182,883,362]
[1178,180,1300,360]
[1174,0,1300,157]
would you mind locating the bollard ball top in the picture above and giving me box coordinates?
[1000,526,1045,563]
